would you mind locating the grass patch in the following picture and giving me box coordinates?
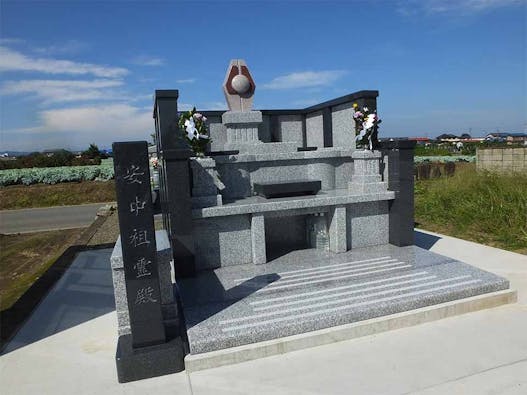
[415,164,527,254]
[0,180,116,210]
[0,228,85,311]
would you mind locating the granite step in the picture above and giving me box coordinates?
[177,245,510,354]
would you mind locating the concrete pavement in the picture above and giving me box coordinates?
[0,203,107,234]
[0,229,525,395]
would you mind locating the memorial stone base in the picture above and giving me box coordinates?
[178,244,512,357]
[111,230,185,382]
[116,328,185,383]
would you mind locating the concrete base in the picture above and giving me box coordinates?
[184,288,517,372]
[116,332,185,383]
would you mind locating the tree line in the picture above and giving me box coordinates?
[0,144,108,170]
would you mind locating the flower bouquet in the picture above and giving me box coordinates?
[149,156,159,170]
[178,107,211,157]
[353,103,381,151]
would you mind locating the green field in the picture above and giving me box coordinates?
[415,164,527,254]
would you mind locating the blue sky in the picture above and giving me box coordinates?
[1,0,525,151]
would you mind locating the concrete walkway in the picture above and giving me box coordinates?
[1,230,525,395]
[0,203,107,234]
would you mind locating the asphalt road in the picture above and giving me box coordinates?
[0,203,106,234]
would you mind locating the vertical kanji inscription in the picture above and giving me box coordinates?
[113,141,166,348]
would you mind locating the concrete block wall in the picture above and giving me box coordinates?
[476,148,526,173]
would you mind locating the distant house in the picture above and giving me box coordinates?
[436,133,479,143]
[436,133,458,141]
[485,132,527,144]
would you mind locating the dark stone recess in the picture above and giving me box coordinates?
[322,107,333,148]
[208,150,240,156]
[254,179,321,198]
[297,147,318,151]
[116,331,185,383]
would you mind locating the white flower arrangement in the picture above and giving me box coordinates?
[178,108,211,157]
[353,103,381,151]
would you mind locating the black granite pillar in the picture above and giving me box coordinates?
[112,142,185,383]
[381,140,416,246]
[153,90,195,278]
[113,141,165,348]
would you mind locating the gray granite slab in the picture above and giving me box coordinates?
[305,111,324,148]
[193,188,395,219]
[212,147,354,164]
[331,102,355,149]
[178,245,510,354]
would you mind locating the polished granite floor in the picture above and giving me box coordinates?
[177,245,510,354]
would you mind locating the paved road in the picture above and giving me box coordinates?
[0,203,107,234]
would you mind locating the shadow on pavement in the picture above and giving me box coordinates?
[414,230,442,250]
[1,245,116,355]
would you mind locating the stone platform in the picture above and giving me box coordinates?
[178,245,511,357]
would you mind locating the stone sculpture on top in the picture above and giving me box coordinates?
[223,59,256,112]
[221,59,297,154]
[221,59,264,153]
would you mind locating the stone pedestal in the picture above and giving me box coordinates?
[349,150,387,193]
[223,110,264,153]
[190,157,223,208]
[116,328,184,383]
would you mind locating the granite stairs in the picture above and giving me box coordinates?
[178,244,510,355]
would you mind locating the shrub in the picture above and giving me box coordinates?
[0,164,114,186]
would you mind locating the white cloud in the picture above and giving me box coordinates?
[2,104,154,150]
[0,38,25,45]
[177,102,226,111]
[0,46,128,78]
[132,56,165,66]
[1,79,124,103]
[178,103,194,111]
[398,0,523,15]
[39,104,151,133]
[202,101,227,110]
[262,70,347,90]
[32,40,87,55]
[175,78,196,84]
